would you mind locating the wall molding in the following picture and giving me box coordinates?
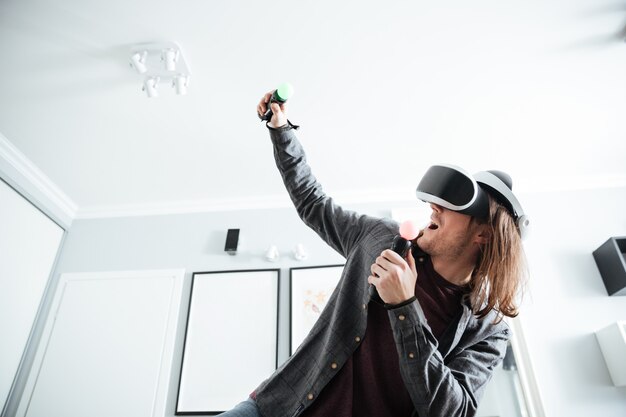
[506,316,546,417]
[0,133,77,223]
[2,131,626,221]
[74,195,295,219]
[75,178,626,219]
[73,188,417,219]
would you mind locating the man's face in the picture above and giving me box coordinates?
[416,203,478,260]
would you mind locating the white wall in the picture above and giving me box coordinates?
[519,186,626,416]
[14,185,626,416]
[50,205,350,417]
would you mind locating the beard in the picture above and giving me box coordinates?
[417,226,475,261]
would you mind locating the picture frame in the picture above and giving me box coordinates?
[176,269,280,415]
[289,265,344,355]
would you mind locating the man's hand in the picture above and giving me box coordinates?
[257,90,288,128]
[367,249,418,306]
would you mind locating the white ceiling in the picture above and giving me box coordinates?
[1,0,625,218]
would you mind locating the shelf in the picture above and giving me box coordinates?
[593,237,626,296]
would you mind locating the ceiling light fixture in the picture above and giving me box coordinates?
[143,77,159,98]
[129,42,191,98]
[130,51,148,74]
[163,48,179,71]
[173,75,188,96]
[293,243,308,261]
[265,245,280,262]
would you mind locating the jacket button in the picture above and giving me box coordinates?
[362,303,367,310]
[418,257,425,263]
[355,336,361,343]
[408,352,415,359]
[398,314,406,321]
[331,362,338,369]
[307,393,314,401]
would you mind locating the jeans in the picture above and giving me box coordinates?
[218,398,263,417]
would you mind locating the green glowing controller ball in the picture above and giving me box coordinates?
[260,82,294,121]
[274,82,294,102]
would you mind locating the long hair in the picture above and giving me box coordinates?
[469,195,528,322]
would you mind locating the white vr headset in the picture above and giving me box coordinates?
[415,164,530,240]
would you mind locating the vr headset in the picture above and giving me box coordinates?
[416,164,530,240]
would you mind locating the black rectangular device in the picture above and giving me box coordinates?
[224,228,240,255]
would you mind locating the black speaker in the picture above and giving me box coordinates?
[593,236,626,296]
[224,229,240,256]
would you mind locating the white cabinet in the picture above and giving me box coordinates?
[0,179,64,411]
[596,321,626,387]
[16,269,185,417]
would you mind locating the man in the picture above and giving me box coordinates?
[220,90,528,417]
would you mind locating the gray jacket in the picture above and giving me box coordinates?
[255,125,510,417]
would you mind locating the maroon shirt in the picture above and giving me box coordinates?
[300,255,469,417]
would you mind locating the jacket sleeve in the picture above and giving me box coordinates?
[387,301,509,417]
[268,125,378,258]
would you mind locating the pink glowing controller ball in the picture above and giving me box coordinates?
[399,220,420,240]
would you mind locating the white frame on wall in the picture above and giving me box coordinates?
[176,269,280,415]
[289,265,344,356]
